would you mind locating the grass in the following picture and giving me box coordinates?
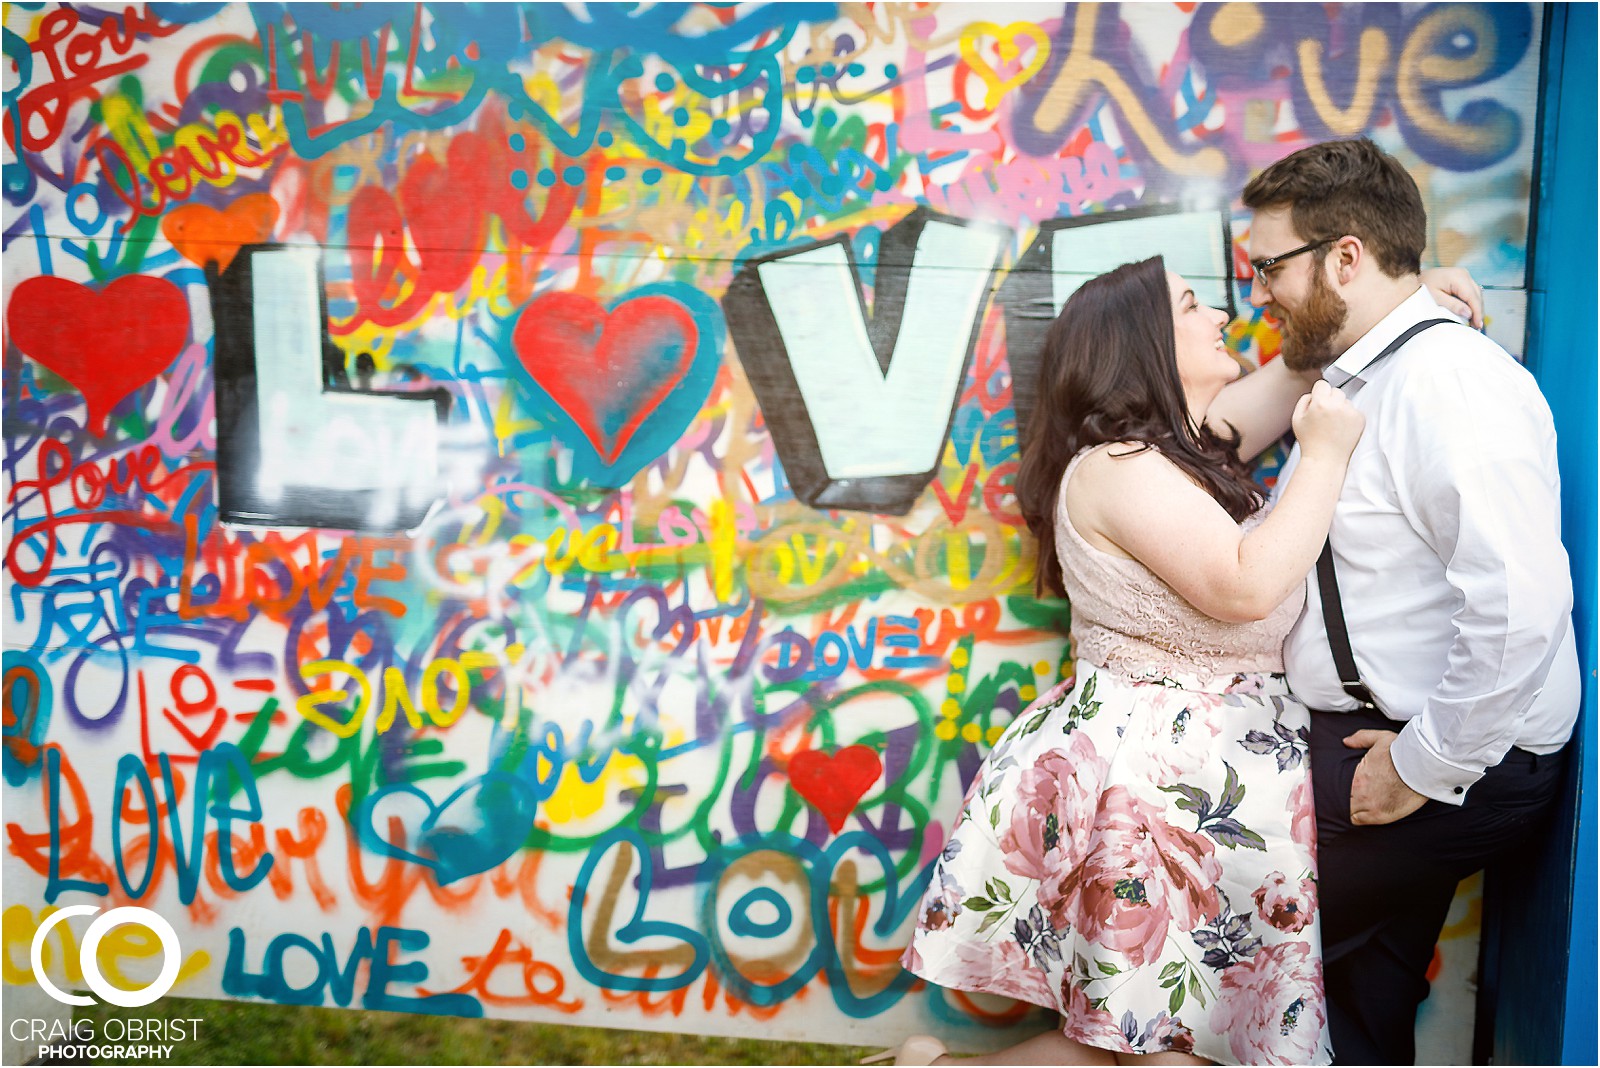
[63,998,879,1065]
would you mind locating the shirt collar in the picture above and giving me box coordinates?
[1324,284,1442,383]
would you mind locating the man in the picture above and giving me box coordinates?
[1241,138,1581,1064]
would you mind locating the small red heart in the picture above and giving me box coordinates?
[7,275,190,435]
[512,291,698,463]
[789,745,883,834]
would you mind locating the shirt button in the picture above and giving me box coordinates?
[1453,787,1464,795]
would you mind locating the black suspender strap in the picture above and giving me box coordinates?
[1315,317,1456,712]
[1316,539,1378,710]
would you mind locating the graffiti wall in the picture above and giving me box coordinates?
[2,1,1545,1055]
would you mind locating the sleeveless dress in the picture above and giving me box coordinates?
[903,447,1331,1066]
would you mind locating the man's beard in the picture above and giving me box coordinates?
[1275,265,1349,372]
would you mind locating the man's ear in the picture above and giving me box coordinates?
[1332,235,1364,284]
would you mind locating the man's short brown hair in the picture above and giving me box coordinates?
[1242,138,1425,278]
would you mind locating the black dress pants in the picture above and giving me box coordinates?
[1310,708,1568,1065]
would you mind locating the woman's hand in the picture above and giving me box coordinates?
[1422,266,1484,329]
[1291,380,1365,464]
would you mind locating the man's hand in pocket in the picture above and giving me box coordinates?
[1345,730,1429,825]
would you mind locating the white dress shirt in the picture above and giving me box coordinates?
[1279,286,1580,805]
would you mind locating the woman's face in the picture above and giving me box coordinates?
[1168,271,1237,415]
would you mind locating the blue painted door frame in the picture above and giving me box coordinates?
[1537,5,1599,1062]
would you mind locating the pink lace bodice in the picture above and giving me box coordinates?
[1055,446,1304,680]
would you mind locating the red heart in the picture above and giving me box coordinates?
[7,275,190,435]
[399,138,495,285]
[789,745,883,834]
[512,291,698,463]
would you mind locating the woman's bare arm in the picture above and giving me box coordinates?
[1070,384,1363,623]
[1205,357,1319,461]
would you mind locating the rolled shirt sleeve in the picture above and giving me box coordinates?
[1382,348,1574,805]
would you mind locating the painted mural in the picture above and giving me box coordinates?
[2,1,1543,1056]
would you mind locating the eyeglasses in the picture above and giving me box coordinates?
[1248,238,1335,281]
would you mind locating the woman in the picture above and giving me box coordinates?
[884,256,1367,1067]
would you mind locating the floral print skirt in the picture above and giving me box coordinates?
[902,661,1331,1066]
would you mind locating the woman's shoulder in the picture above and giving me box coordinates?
[1068,441,1218,519]
[1068,441,1177,487]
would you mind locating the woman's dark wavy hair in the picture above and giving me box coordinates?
[1016,256,1263,598]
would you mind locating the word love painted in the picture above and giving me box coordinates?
[195,205,1231,529]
